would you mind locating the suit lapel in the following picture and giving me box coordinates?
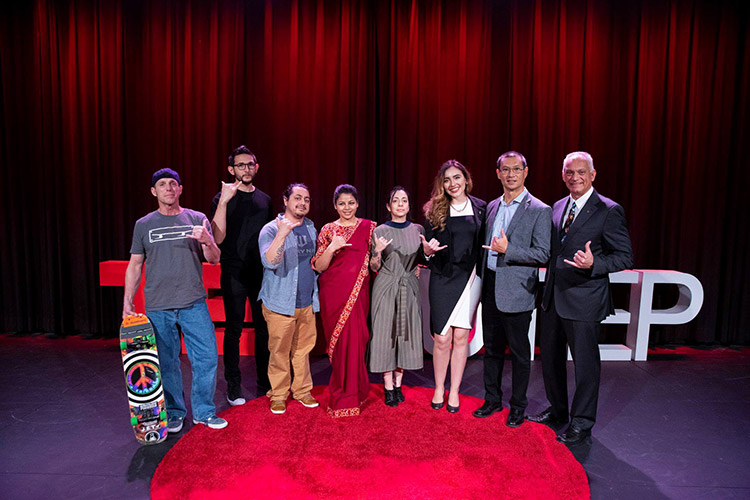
[553,198,568,234]
[564,190,601,243]
[470,196,485,245]
[485,198,500,244]
[504,193,530,239]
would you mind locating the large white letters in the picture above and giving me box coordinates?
[419,268,703,361]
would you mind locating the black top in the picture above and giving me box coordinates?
[423,195,487,278]
[447,215,478,271]
[210,188,273,274]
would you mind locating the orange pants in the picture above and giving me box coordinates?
[262,304,317,402]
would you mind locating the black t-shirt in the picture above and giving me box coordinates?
[210,188,273,273]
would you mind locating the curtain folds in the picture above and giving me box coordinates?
[1,0,748,343]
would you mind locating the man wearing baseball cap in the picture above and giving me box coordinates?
[123,168,228,432]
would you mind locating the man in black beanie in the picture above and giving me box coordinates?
[124,168,227,431]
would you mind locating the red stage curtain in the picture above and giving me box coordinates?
[1,0,748,344]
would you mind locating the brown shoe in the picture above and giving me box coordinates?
[295,394,320,408]
[270,400,287,414]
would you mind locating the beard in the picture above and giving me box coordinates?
[292,208,308,218]
[235,173,254,185]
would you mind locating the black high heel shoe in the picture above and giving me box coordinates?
[447,393,460,413]
[431,388,445,410]
[394,386,405,403]
[384,388,399,407]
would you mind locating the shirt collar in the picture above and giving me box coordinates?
[569,186,594,211]
[385,220,411,228]
[501,188,528,207]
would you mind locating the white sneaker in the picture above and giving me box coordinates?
[226,393,246,406]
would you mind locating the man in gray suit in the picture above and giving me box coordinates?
[473,151,552,427]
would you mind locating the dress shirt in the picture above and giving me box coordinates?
[564,186,594,224]
[487,188,527,270]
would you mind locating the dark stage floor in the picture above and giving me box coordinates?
[1,334,748,500]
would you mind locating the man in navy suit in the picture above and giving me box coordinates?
[473,151,551,426]
[529,151,633,445]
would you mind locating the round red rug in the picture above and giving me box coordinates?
[151,384,589,499]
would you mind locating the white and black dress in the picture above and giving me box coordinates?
[424,196,486,336]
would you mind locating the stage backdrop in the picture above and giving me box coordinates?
[1,0,748,344]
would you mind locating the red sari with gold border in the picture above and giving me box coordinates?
[312,219,376,417]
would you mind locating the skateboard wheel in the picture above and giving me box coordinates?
[130,416,138,426]
[160,410,167,420]
[120,341,127,350]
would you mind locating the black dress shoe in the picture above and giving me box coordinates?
[431,400,444,410]
[528,407,568,429]
[446,403,460,413]
[394,386,405,403]
[506,408,525,427]
[384,389,399,407]
[472,401,503,418]
[556,425,591,445]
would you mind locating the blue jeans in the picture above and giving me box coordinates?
[147,300,218,421]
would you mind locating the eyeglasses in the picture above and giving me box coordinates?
[499,166,525,175]
[233,161,256,171]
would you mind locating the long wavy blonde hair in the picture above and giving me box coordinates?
[423,159,473,232]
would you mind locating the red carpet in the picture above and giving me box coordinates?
[151,385,589,499]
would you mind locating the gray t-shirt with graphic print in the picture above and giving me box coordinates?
[129,209,209,311]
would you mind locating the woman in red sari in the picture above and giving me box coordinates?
[312,184,376,417]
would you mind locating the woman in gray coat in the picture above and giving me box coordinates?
[369,187,425,407]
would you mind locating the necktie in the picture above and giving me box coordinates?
[561,202,576,243]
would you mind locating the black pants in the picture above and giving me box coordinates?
[481,270,532,410]
[538,304,601,430]
[221,270,271,393]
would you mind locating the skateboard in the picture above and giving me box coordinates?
[120,314,168,445]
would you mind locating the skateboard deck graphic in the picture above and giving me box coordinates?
[120,315,168,445]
